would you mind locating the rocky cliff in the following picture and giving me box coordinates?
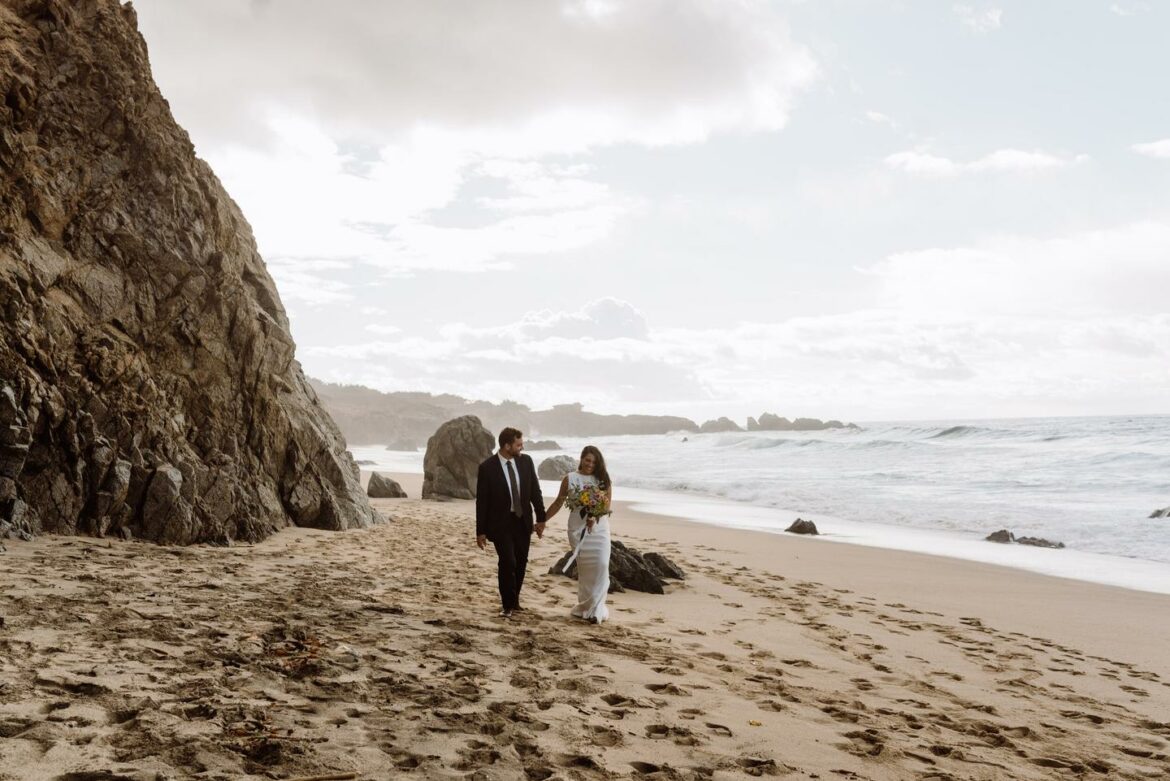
[0,0,379,543]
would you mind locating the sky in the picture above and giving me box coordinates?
[131,0,1170,423]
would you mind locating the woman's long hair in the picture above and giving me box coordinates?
[579,445,611,490]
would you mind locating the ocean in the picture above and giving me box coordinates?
[351,414,1170,594]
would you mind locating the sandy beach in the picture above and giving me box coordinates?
[2,472,1168,781]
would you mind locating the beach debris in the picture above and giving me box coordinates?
[1151,507,1169,519]
[422,416,494,500]
[785,518,820,535]
[538,455,578,480]
[550,540,684,594]
[367,472,407,498]
[985,529,1065,549]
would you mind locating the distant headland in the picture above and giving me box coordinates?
[309,379,858,447]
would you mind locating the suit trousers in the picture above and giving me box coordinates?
[491,515,530,610]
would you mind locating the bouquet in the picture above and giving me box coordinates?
[565,483,612,522]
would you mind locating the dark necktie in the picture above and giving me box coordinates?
[506,460,522,517]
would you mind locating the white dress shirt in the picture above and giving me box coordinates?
[498,452,520,508]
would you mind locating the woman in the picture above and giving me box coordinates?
[546,446,613,624]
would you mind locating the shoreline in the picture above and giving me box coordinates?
[384,471,1170,676]
[352,451,1170,597]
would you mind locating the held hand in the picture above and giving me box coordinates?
[534,522,546,539]
[476,534,487,550]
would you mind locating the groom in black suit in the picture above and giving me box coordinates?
[476,427,547,617]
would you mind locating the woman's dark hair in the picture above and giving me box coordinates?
[579,445,611,490]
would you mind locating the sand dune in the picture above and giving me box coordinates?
[1,474,1168,780]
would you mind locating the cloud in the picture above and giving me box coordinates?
[1132,138,1170,159]
[884,148,1087,175]
[953,4,1003,33]
[134,0,819,155]
[1110,2,1151,16]
[867,220,1170,317]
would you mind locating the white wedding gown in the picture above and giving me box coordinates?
[566,471,611,623]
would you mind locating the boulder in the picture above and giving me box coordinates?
[367,473,407,499]
[549,540,671,594]
[384,438,419,452]
[1016,536,1065,549]
[0,1,379,543]
[785,518,819,535]
[1151,507,1169,519]
[538,455,578,481]
[422,416,494,500]
[984,529,1065,549]
[699,417,744,433]
[525,440,562,451]
[644,552,686,580]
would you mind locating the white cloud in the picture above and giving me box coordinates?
[953,4,1003,33]
[302,215,1170,419]
[885,148,1087,175]
[867,220,1170,317]
[865,110,898,129]
[1110,2,1151,16]
[135,0,819,155]
[1132,138,1170,159]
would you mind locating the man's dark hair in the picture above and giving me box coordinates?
[498,427,523,448]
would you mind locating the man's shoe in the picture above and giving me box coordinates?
[498,608,513,618]
[512,605,525,613]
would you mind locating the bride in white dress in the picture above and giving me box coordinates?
[546,446,612,624]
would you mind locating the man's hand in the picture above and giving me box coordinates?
[534,522,546,539]
[476,534,487,550]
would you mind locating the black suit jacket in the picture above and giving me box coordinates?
[476,453,547,539]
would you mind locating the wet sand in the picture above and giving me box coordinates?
[0,471,1167,780]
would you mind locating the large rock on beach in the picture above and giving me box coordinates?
[0,0,378,543]
[785,518,820,535]
[538,455,578,481]
[1151,507,1169,519]
[549,540,684,594]
[422,416,494,500]
[367,473,407,499]
[985,529,1014,544]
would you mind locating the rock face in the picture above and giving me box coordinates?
[0,1,378,543]
[538,455,578,481]
[549,541,684,595]
[785,518,820,535]
[699,417,743,433]
[422,416,494,500]
[367,473,407,499]
[985,529,1014,544]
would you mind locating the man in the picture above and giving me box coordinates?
[476,427,547,618]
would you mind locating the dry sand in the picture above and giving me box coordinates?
[1,471,1168,780]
